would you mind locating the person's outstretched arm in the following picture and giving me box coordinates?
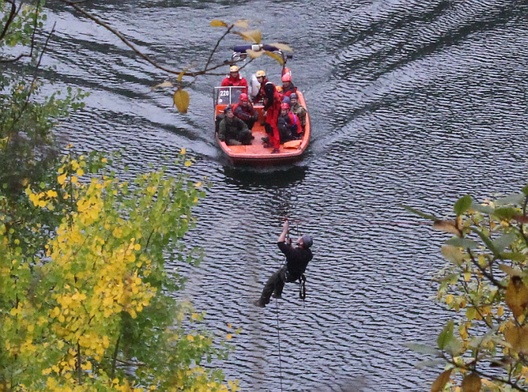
[278,219,289,243]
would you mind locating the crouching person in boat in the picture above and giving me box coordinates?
[277,102,302,143]
[289,93,307,133]
[254,219,313,308]
[218,105,254,146]
[234,93,258,130]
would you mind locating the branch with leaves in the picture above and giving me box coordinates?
[405,186,528,391]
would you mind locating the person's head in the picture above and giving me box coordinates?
[256,70,266,84]
[281,73,292,86]
[290,93,298,104]
[297,235,313,249]
[280,102,290,114]
[229,65,239,78]
[264,82,275,100]
[224,105,234,118]
[282,96,291,105]
[239,93,249,105]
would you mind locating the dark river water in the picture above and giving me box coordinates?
[42,0,528,390]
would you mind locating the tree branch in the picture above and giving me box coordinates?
[57,0,235,78]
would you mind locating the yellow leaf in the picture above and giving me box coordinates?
[151,80,173,90]
[263,51,285,65]
[466,307,477,320]
[233,19,249,29]
[431,369,452,392]
[210,19,228,27]
[441,245,465,265]
[177,70,185,83]
[268,42,294,52]
[502,322,528,354]
[461,372,481,392]
[173,89,190,113]
[247,49,264,59]
[433,220,461,236]
[46,190,58,198]
[180,147,186,155]
[235,30,262,43]
[499,264,522,277]
[505,276,528,318]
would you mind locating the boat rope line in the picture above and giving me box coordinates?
[274,298,284,392]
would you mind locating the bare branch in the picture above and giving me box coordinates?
[0,0,44,63]
[57,0,234,78]
[0,0,17,42]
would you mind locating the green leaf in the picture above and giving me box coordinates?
[414,359,446,369]
[471,227,499,257]
[437,320,454,350]
[401,204,438,221]
[454,194,472,216]
[493,207,519,220]
[496,193,525,206]
[470,202,494,214]
[445,237,479,249]
[405,342,442,356]
[445,336,464,356]
[492,232,516,253]
[501,252,525,262]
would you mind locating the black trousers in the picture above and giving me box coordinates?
[259,266,297,304]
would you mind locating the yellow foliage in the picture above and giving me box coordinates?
[173,88,190,113]
[57,173,67,185]
[210,19,228,27]
[505,276,528,319]
[431,369,452,392]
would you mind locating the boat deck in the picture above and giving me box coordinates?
[214,91,310,165]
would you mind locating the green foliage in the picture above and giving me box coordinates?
[1,1,86,200]
[1,3,241,390]
[0,152,239,391]
[409,190,528,390]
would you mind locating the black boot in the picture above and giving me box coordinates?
[253,299,266,308]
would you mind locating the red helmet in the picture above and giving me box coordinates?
[281,102,290,110]
[239,93,249,102]
[281,73,292,83]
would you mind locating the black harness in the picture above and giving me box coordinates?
[298,274,306,300]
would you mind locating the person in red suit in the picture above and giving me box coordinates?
[281,73,297,97]
[221,65,248,94]
[262,82,282,153]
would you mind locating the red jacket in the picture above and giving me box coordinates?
[281,83,297,97]
[221,75,248,93]
[282,112,302,135]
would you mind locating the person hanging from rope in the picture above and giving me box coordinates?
[254,219,313,308]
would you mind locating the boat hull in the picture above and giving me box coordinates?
[214,89,311,166]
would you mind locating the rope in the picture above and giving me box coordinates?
[274,298,284,392]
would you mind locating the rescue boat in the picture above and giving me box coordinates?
[213,45,311,166]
